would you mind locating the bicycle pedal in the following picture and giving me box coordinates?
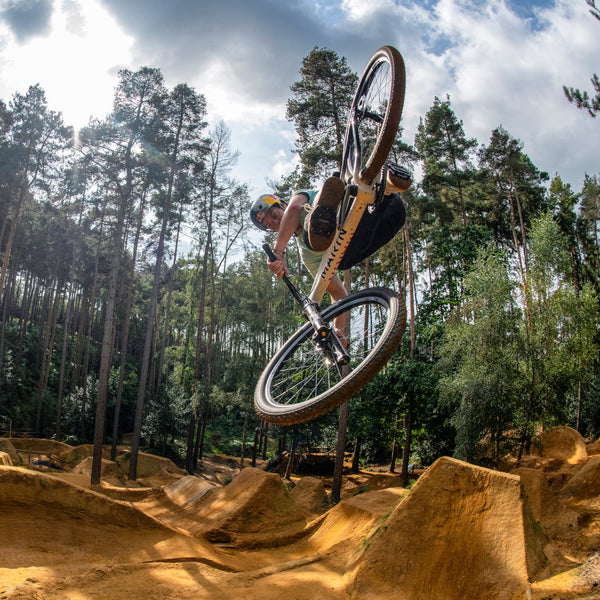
[386,163,412,193]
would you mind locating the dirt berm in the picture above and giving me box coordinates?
[1,430,600,599]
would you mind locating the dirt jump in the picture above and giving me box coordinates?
[1,425,599,599]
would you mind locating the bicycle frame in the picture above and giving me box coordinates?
[308,87,382,305]
[308,185,375,305]
[255,45,406,424]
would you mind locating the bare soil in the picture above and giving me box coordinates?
[1,426,599,599]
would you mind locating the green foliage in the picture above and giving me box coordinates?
[438,246,522,463]
[438,218,599,463]
[287,47,358,183]
[1,46,599,476]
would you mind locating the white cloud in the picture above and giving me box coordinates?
[191,56,285,127]
[399,0,600,188]
[1,0,598,195]
[340,0,395,22]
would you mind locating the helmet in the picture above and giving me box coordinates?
[250,194,285,231]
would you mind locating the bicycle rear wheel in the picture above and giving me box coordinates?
[341,46,406,186]
[254,287,406,425]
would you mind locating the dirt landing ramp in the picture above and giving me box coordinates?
[133,467,310,548]
[350,457,531,600]
[0,466,240,581]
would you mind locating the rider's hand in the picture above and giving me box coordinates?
[267,257,289,279]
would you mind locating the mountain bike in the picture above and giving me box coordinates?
[255,45,408,426]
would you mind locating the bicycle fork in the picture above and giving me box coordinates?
[263,244,350,368]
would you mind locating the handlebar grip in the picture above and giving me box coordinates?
[262,244,311,307]
[262,243,277,261]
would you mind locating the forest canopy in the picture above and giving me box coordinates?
[0,44,598,481]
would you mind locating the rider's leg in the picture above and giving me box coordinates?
[327,273,350,346]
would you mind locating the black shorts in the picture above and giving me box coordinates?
[338,193,406,270]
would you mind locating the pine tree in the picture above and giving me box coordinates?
[563,0,600,117]
[286,47,357,184]
[415,95,478,230]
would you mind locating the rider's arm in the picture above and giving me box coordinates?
[273,194,306,253]
[268,194,307,278]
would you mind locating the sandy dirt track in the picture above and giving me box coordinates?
[1,426,600,599]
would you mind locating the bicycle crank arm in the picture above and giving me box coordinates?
[327,330,350,367]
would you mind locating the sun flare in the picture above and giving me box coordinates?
[0,0,133,129]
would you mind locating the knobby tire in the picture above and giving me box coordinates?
[341,45,406,186]
[255,288,406,425]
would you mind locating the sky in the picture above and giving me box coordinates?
[0,0,599,200]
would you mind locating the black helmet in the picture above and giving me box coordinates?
[250,194,285,231]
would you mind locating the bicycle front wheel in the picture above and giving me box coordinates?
[255,287,406,425]
[341,46,406,186]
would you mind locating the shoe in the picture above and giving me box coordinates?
[385,163,412,194]
[306,176,345,251]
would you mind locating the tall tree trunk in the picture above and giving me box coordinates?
[401,394,414,487]
[35,278,61,436]
[156,209,182,398]
[81,201,106,441]
[240,413,248,468]
[91,217,124,485]
[284,432,296,480]
[351,437,361,472]
[390,438,399,473]
[128,209,169,481]
[401,229,415,485]
[331,399,349,504]
[0,189,26,302]
[331,269,351,503]
[187,221,212,469]
[111,186,148,460]
[251,419,260,468]
[55,283,75,440]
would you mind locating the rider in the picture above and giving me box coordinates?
[250,170,411,305]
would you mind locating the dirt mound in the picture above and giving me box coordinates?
[193,467,308,546]
[8,436,74,457]
[117,450,186,483]
[351,457,532,599]
[0,465,163,528]
[559,455,600,505]
[0,466,241,600]
[197,467,306,546]
[133,467,309,548]
[162,474,216,507]
[302,487,406,564]
[63,443,111,465]
[0,451,12,465]
[2,430,600,599]
[514,466,578,540]
[586,437,600,456]
[290,476,326,513]
[0,438,21,463]
[136,475,216,523]
[73,456,121,478]
[531,426,588,464]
